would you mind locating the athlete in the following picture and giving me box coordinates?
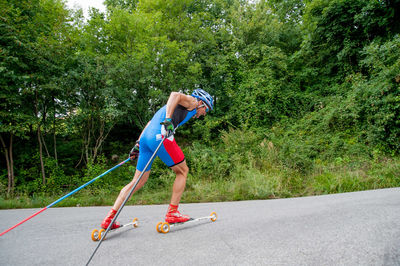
[101,89,214,229]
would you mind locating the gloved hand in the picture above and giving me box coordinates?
[129,140,140,161]
[161,118,174,137]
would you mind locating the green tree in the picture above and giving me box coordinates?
[1,0,77,189]
[300,0,400,87]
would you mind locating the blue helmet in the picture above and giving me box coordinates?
[191,89,214,111]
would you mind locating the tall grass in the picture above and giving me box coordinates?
[1,128,399,209]
[181,128,400,202]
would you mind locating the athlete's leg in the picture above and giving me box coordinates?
[112,169,151,211]
[169,160,189,205]
[111,134,155,211]
[101,169,150,229]
[164,161,191,223]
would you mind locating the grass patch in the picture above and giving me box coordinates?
[1,129,399,209]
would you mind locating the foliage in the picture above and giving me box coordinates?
[1,0,400,206]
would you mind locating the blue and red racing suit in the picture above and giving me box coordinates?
[136,104,197,172]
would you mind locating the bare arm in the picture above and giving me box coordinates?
[165,92,197,119]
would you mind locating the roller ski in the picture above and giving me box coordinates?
[91,209,138,241]
[91,218,138,241]
[156,211,217,234]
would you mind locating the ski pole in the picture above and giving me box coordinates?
[86,136,167,266]
[0,158,131,237]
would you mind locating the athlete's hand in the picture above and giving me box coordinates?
[129,141,140,161]
[161,118,174,137]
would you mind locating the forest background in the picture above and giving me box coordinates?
[1,0,399,208]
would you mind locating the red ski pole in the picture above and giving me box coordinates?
[0,158,130,237]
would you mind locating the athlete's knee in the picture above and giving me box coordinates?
[182,164,189,176]
[181,164,189,177]
[173,163,189,177]
[120,182,131,195]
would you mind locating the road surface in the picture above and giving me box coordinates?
[1,188,400,265]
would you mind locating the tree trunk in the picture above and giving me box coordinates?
[85,124,91,164]
[0,134,13,195]
[10,134,14,191]
[53,98,58,165]
[53,128,58,165]
[35,90,46,185]
[41,102,50,158]
[41,132,50,157]
[38,126,46,185]
[92,120,104,162]
[92,120,114,162]
[75,123,89,168]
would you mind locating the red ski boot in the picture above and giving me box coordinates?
[165,204,191,224]
[101,209,121,229]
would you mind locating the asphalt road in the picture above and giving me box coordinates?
[1,188,400,266]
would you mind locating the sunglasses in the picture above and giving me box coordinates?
[198,104,209,113]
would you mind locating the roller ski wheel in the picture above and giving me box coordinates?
[156,212,218,234]
[132,218,139,228]
[99,229,106,240]
[91,217,139,241]
[156,222,163,233]
[91,229,100,241]
[161,222,170,234]
[210,212,217,222]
